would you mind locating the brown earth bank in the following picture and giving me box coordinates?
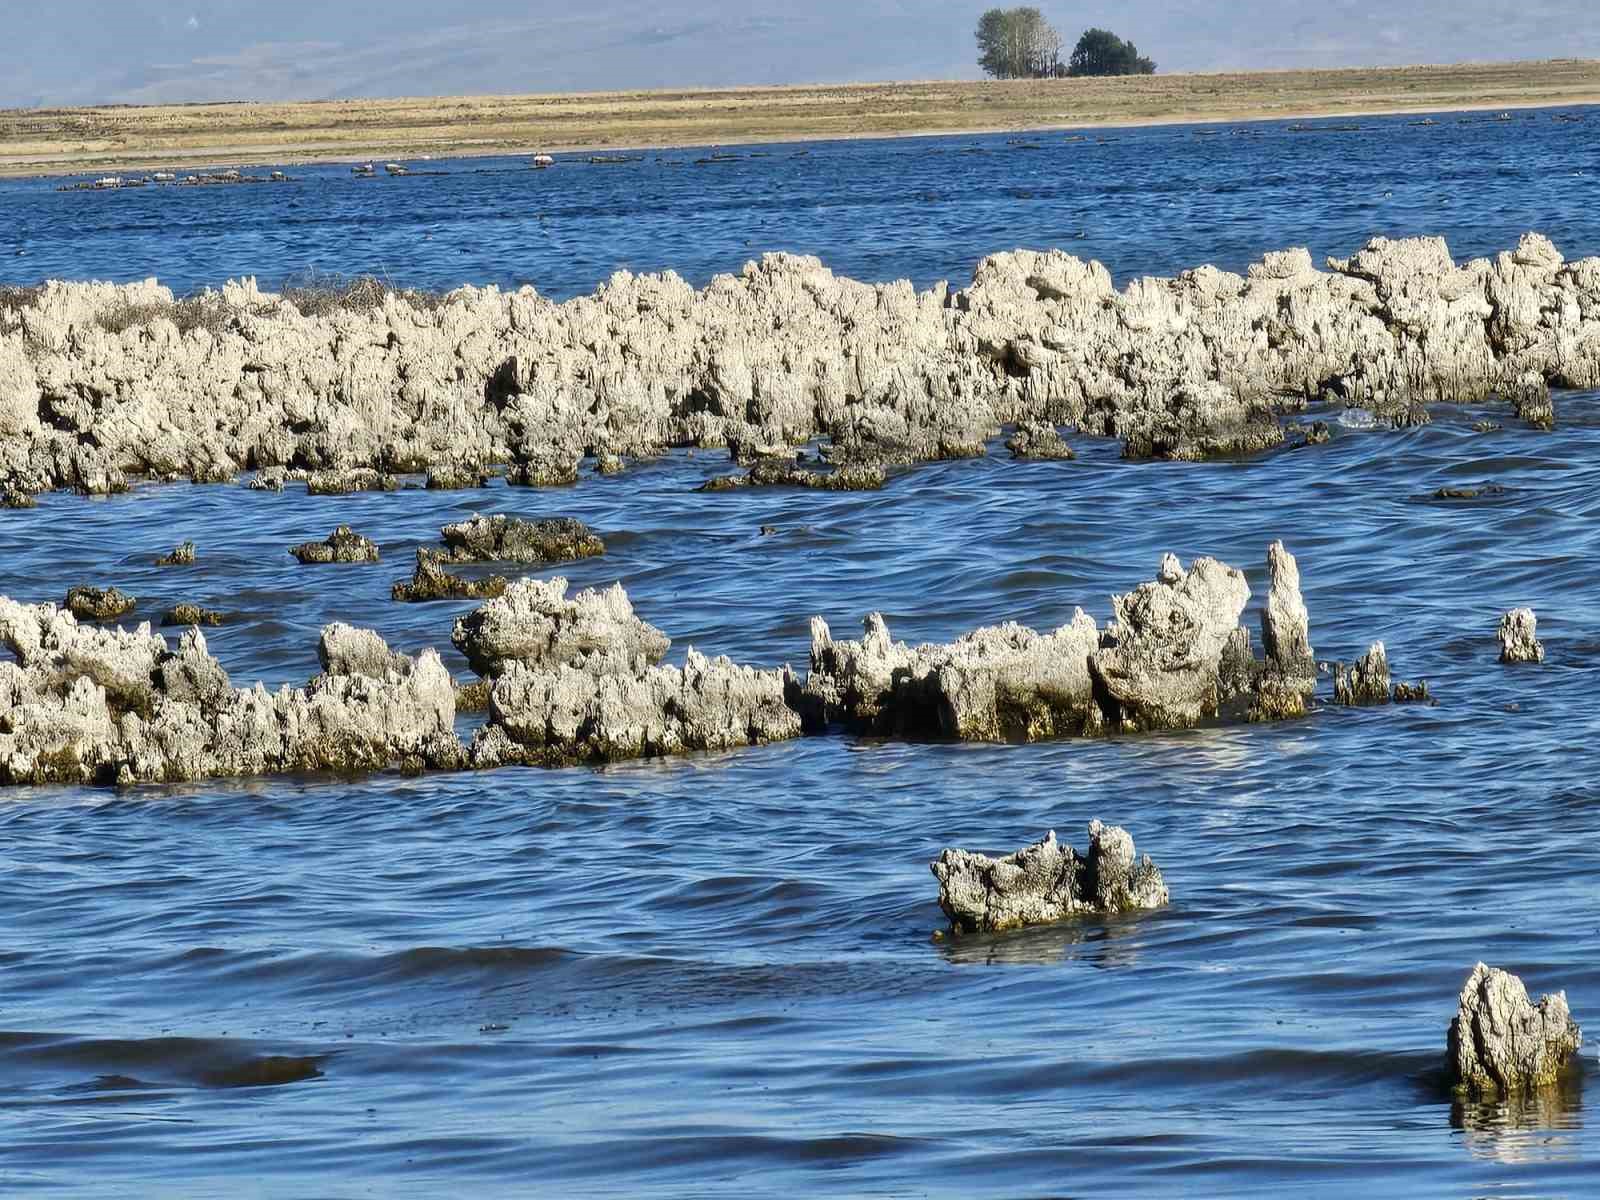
[2,59,1599,178]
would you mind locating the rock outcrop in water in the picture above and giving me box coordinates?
[1334,642,1392,705]
[1447,963,1581,1098]
[798,610,1104,740]
[155,541,196,567]
[3,233,1598,494]
[65,586,135,622]
[391,550,509,603]
[931,821,1168,935]
[290,526,380,564]
[0,597,460,785]
[161,603,222,627]
[1498,608,1546,664]
[801,544,1308,740]
[432,514,605,564]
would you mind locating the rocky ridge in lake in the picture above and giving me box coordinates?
[0,541,1424,784]
[0,233,1593,494]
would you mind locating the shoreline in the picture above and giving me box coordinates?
[2,60,1597,181]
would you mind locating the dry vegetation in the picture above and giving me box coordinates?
[2,60,1598,176]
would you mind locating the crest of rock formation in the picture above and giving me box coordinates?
[451,577,670,678]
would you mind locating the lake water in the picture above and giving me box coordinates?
[3,108,1600,1197]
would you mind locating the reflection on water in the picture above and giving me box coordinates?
[1453,1072,1585,1165]
[936,912,1156,968]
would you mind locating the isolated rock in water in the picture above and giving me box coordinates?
[3,489,36,509]
[155,541,196,567]
[451,577,670,678]
[1260,540,1316,696]
[161,603,222,627]
[290,526,380,564]
[1447,963,1581,1098]
[249,468,288,492]
[470,649,801,767]
[1498,608,1546,664]
[434,514,604,564]
[799,610,1102,741]
[1005,421,1075,461]
[391,549,509,603]
[65,586,136,622]
[930,821,1168,936]
[1089,554,1251,731]
[1334,642,1392,706]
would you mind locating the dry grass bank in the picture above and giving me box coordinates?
[2,59,1599,177]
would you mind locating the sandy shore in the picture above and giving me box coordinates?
[2,59,1599,179]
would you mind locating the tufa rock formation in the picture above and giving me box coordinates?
[0,599,460,785]
[4,233,1599,494]
[290,526,380,564]
[451,577,670,678]
[931,821,1168,935]
[1498,608,1546,664]
[1447,963,1582,1098]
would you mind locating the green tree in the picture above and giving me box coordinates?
[975,7,1063,79]
[1067,28,1157,77]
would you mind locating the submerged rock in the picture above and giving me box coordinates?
[469,649,801,767]
[451,577,670,678]
[290,526,380,564]
[161,603,222,627]
[1447,963,1581,1098]
[931,821,1168,935]
[155,541,197,567]
[65,586,136,622]
[1498,608,1546,665]
[433,514,604,564]
[391,550,508,603]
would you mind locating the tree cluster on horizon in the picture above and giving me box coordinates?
[976,10,1157,79]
